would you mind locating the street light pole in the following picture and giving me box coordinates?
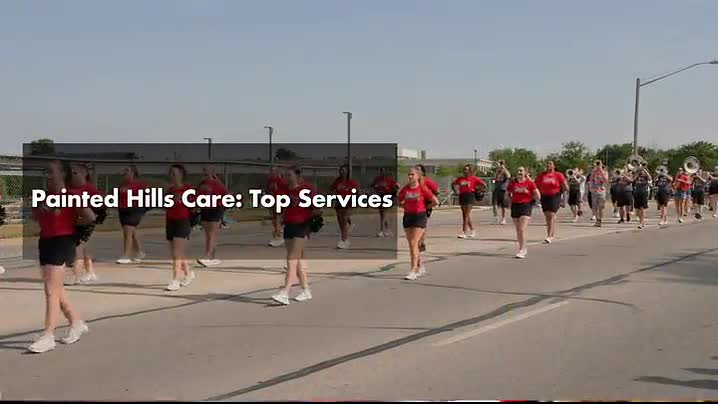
[632,60,717,155]
[203,137,213,160]
[474,149,478,166]
[264,126,274,165]
[342,112,352,177]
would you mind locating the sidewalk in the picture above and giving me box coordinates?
[0,206,694,336]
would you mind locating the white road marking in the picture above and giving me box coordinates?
[432,301,570,347]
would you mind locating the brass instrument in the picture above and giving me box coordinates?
[566,169,575,178]
[626,154,644,172]
[655,165,668,176]
[683,156,700,174]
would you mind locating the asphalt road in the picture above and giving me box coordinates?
[0,212,716,401]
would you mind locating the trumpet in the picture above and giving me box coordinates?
[683,156,700,174]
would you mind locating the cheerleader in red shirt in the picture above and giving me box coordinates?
[507,166,541,259]
[400,166,439,280]
[271,166,321,305]
[197,166,229,267]
[28,160,96,353]
[165,164,197,291]
[117,165,148,265]
[67,162,104,284]
[268,166,288,247]
[417,164,439,252]
[371,167,398,237]
[452,164,486,239]
[535,160,568,244]
[330,165,359,249]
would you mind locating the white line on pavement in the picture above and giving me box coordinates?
[432,301,570,347]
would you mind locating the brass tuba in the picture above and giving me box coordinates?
[683,156,700,174]
[655,165,668,176]
[566,168,575,177]
[626,154,644,172]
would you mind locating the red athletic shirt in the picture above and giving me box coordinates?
[166,184,195,221]
[330,178,360,196]
[33,190,80,238]
[422,177,439,195]
[279,183,317,224]
[452,176,485,195]
[119,180,148,209]
[676,174,692,191]
[535,171,567,196]
[372,175,397,194]
[508,179,537,204]
[399,184,435,214]
[198,178,228,196]
[268,175,288,195]
[69,182,102,198]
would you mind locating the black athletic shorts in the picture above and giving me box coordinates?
[459,192,476,206]
[403,212,428,229]
[166,219,191,241]
[511,202,533,219]
[693,190,706,205]
[610,187,617,204]
[118,207,145,227]
[587,191,593,209]
[633,192,649,210]
[284,221,310,239]
[39,235,77,267]
[656,192,670,207]
[200,207,224,223]
[540,193,561,213]
[710,183,718,195]
[568,190,581,206]
[617,191,633,208]
[493,190,508,208]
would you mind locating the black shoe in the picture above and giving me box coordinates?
[618,219,625,224]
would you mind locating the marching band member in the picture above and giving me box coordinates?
[673,168,691,223]
[399,166,439,280]
[632,162,652,229]
[535,160,567,243]
[492,160,510,225]
[28,160,95,353]
[452,164,486,239]
[654,168,673,226]
[566,168,583,223]
[616,168,634,224]
[709,170,718,217]
[507,166,540,259]
[691,170,708,220]
[589,160,609,227]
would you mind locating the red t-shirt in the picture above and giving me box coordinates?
[399,184,436,214]
[535,171,567,196]
[33,191,80,238]
[423,177,440,195]
[279,183,317,224]
[69,182,102,198]
[166,184,195,221]
[371,175,397,194]
[268,175,288,195]
[452,176,485,195]
[677,174,692,191]
[198,178,228,196]
[330,178,360,196]
[119,180,148,209]
[508,179,537,204]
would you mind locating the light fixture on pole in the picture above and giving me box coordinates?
[342,112,352,177]
[264,126,274,164]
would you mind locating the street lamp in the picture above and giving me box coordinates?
[474,149,478,166]
[342,112,352,177]
[264,126,274,164]
[203,137,212,160]
[632,59,718,155]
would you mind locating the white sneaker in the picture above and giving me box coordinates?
[80,273,98,283]
[65,276,80,286]
[404,271,419,281]
[60,322,89,344]
[713,214,717,218]
[269,238,285,247]
[383,231,393,237]
[294,289,312,302]
[197,258,210,267]
[377,231,386,238]
[516,249,527,259]
[27,334,56,353]
[678,218,684,224]
[495,216,501,225]
[501,218,507,225]
[209,259,222,267]
[0,265,5,275]
[337,240,350,249]
[180,271,196,287]
[591,215,596,221]
[544,237,553,244]
[166,279,182,291]
[272,291,290,305]
[116,257,132,265]
[457,233,467,239]
[131,251,146,264]
[418,265,427,277]
[572,217,579,223]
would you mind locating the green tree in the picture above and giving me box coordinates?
[29,138,55,156]
[593,143,656,171]
[274,148,300,161]
[553,141,592,172]
[670,141,718,173]
[488,148,540,176]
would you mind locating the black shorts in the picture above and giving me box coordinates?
[610,188,617,204]
[118,207,145,227]
[493,190,508,208]
[403,212,428,229]
[693,191,706,205]
[200,208,224,223]
[459,192,476,206]
[656,192,670,207]
[710,184,718,195]
[633,192,649,210]
[617,192,633,208]
[540,193,561,213]
[568,190,581,206]
[511,202,533,219]
[426,207,433,218]
[39,235,77,267]
[587,191,593,209]
[284,221,310,239]
[166,219,191,241]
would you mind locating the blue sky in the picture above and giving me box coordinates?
[1,0,716,157]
